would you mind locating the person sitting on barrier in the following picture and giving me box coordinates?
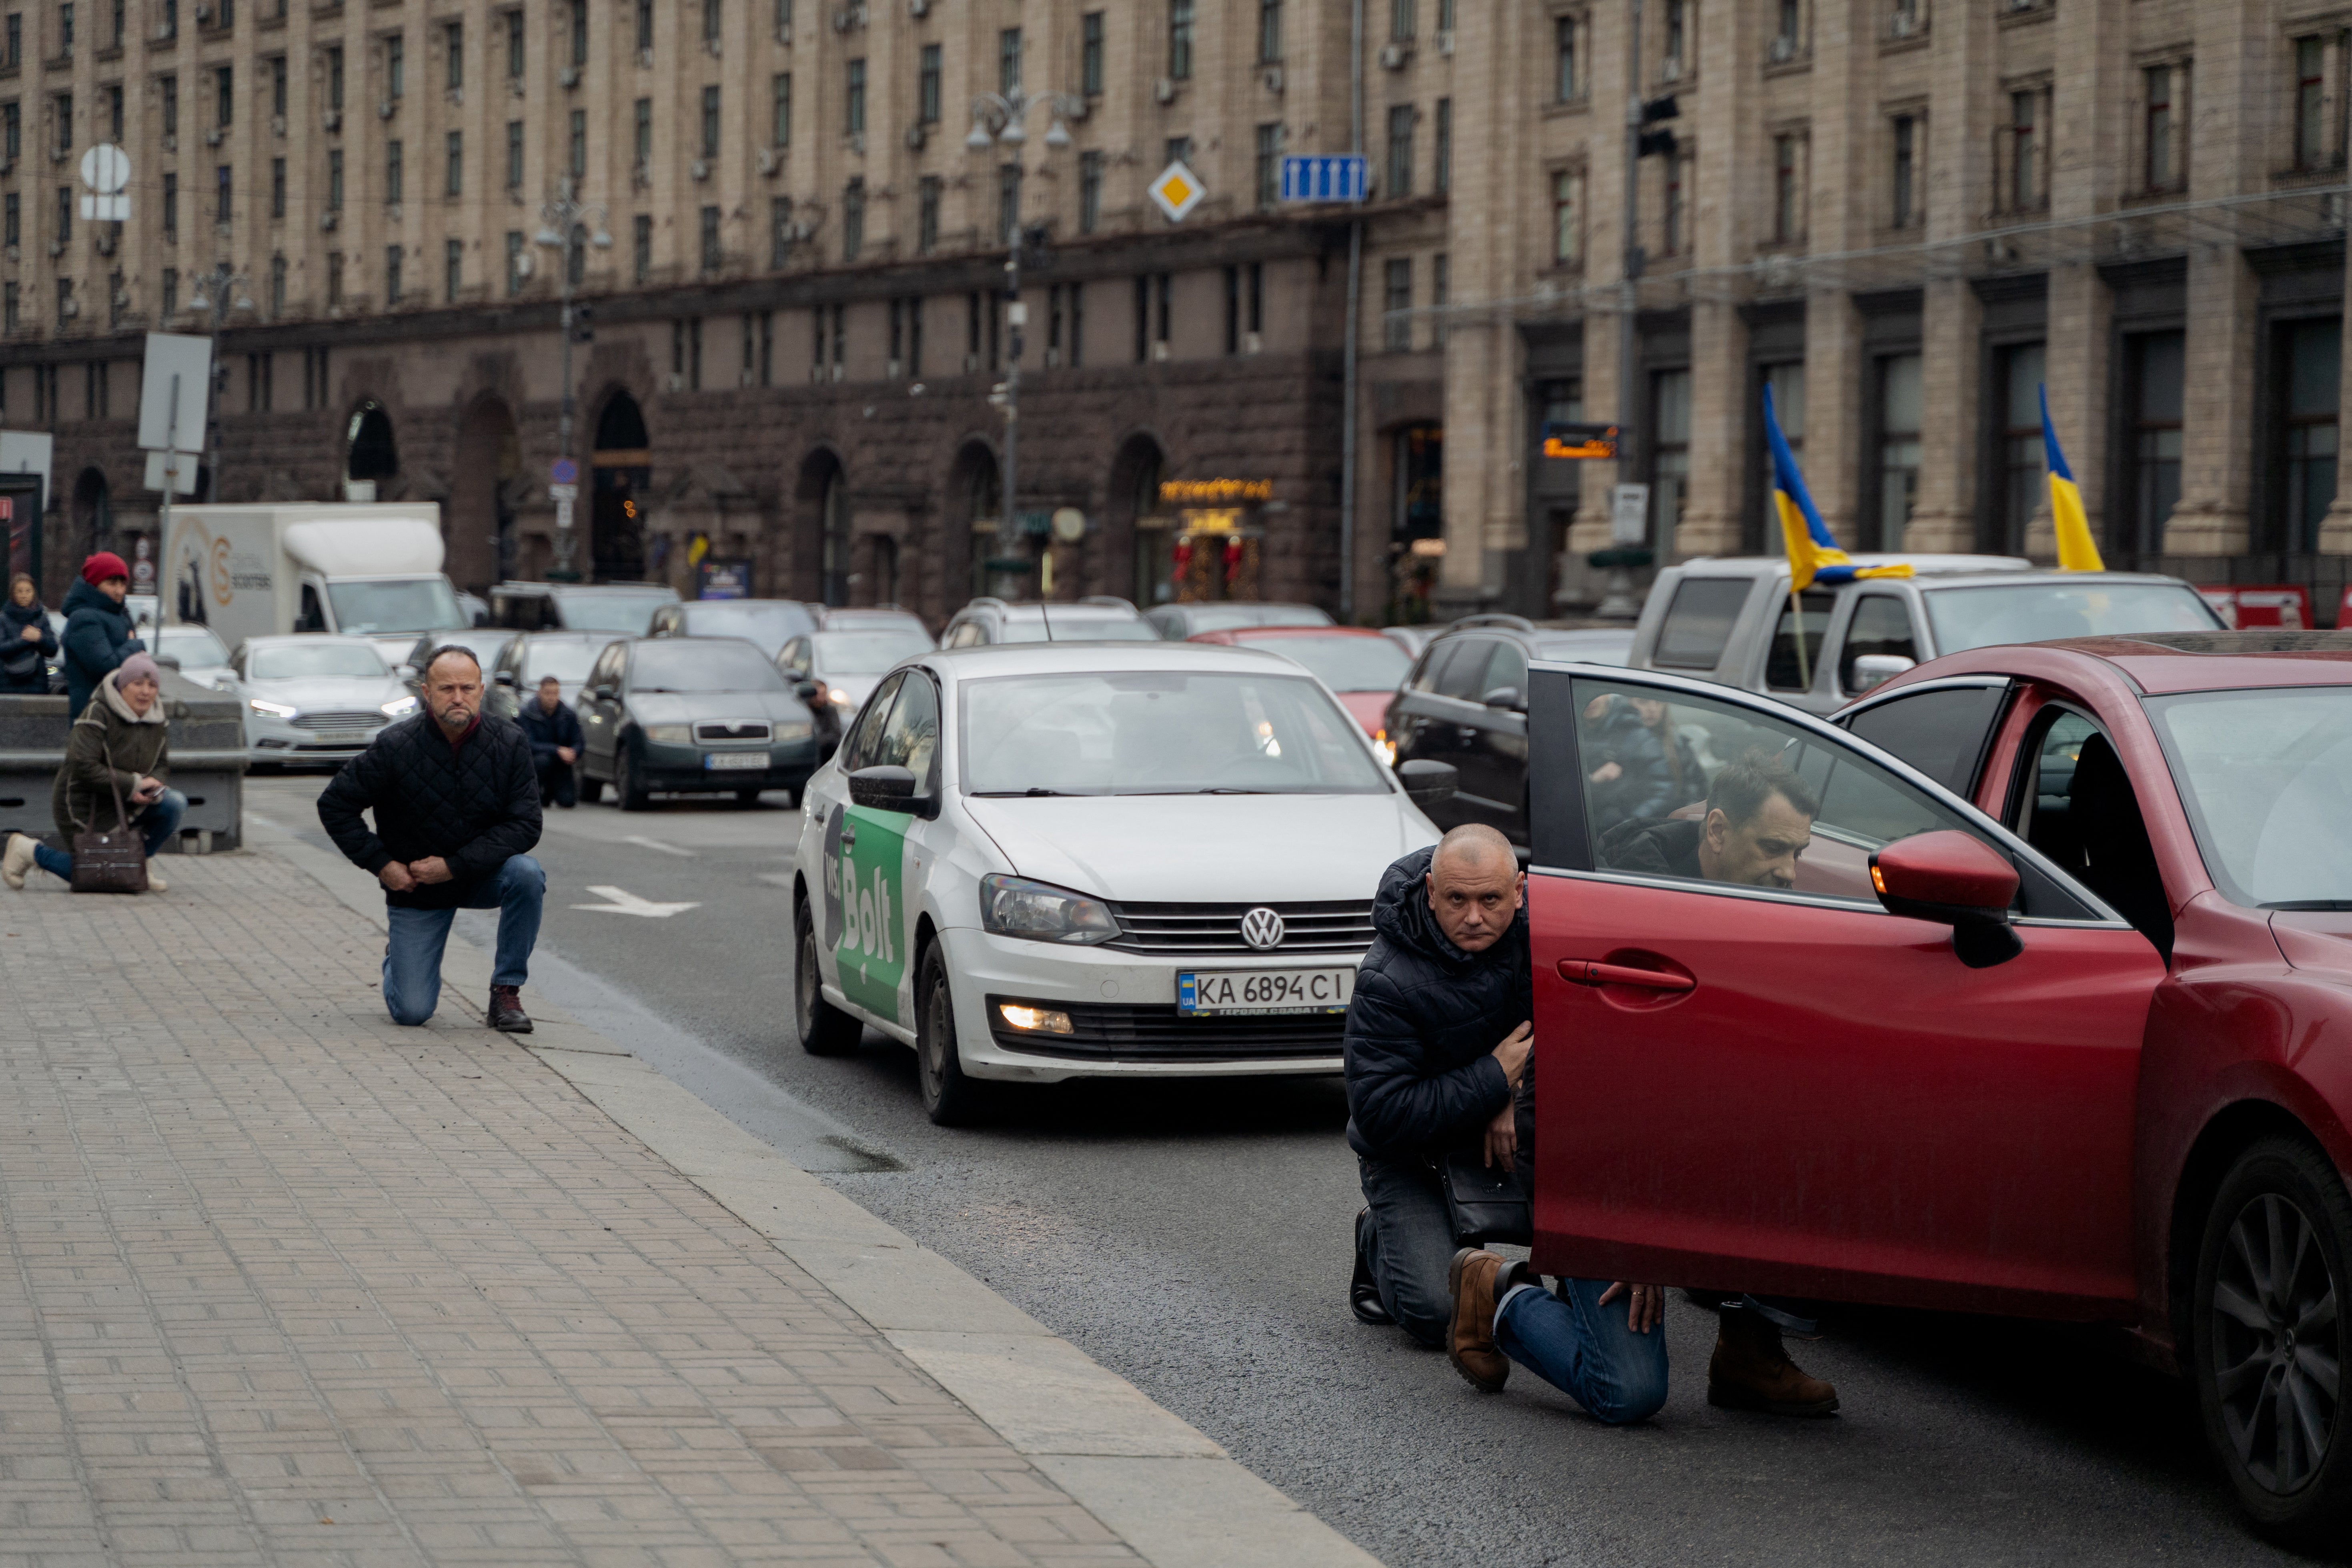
[2,575,60,695]
[2,654,186,893]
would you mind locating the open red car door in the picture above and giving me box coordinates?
[1524,667,2165,1321]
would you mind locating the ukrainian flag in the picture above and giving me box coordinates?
[2039,385,2106,572]
[1765,385,1913,591]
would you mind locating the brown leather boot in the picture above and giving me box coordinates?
[1708,1306,1839,1417]
[1446,1248,1510,1393]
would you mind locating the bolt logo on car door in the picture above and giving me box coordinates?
[1240,907,1286,951]
[831,805,909,1024]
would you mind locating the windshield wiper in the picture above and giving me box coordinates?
[2264,900,2352,911]
[970,787,1088,797]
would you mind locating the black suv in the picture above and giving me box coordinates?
[1384,617,1635,848]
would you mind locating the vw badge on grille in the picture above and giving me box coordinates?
[1240,907,1286,951]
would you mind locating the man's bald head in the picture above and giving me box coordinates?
[1425,825,1524,953]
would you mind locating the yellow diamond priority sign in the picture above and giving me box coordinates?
[1148,160,1206,223]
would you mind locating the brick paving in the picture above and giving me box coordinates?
[0,852,1140,1568]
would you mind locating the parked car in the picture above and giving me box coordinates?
[788,640,1455,1123]
[223,635,414,767]
[575,636,820,810]
[1383,621,1637,847]
[1186,625,1414,741]
[1530,629,2352,1545]
[778,622,941,759]
[397,626,517,698]
[938,597,1159,646]
[150,623,234,689]
[489,580,681,637]
[1144,601,1335,639]
[647,597,819,659]
[456,589,491,627]
[486,630,615,718]
[1627,555,2223,714]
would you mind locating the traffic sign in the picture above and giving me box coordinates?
[137,333,213,455]
[550,457,579,485]
[78,143,130,222]
[1279,155,1368,204]
[1147,161,1206,223]
[548,482,579,503]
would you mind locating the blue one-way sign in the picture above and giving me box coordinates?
[1280,156,1369,204]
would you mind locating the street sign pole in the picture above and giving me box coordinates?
[157,374,178,622]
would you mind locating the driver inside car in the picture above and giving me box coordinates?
[1588,753,1843,1416]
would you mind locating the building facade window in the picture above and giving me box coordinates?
[505,10,521,78]
[2280,317,2342,552]
[2009,88,2041,210]
[845,56,863,135]
[386,138,401,204]
[324,251,340,308]
[700,83,719,158]
[917,175,939,252]
[1386,103,1414,198]
[1390,0,1411,41]
[385,243,401,303]
[568,0,585,67]
[385,36,401,98]
[1258,0,1280,63]
[635,0,651,54]
[1663,0,1685,74]
[769,194,791,265]
[267,254,285,316]
[772,71,789,144]
[2144,64,2174,190]
[445,130,461,196]
[445,236,461,300]
[700,203,719,272]
[1168,0,1192,80]
[1555,14,1578,101]
[998,161,1020,243]
[569,108,585,178]
[2125,329,2183,555]
[509,118,525,187]
[1082,10,1103,95]
[1772,132,1802,241]
[1434,97,1450,193]
[1662,152,1686,254]
[998,26,1019,95]
[505,229,524,294]
[1382,256,1411,350]
[1996,341,2046,554]
[701,0,717,48]
[633,212,651,280]
[270,155,284,216]
[916,45,936,124]
[841,175,862,259]
[445,21,461,91]
[325,149,340,209]
[1551,168,1582,265]
[1875,354,1921,550]
[214,161,229,229]
[1891,113,1916,227]
[1254,121,1283,210]
[1078,150,1102,233]
[2295,38,2328,171]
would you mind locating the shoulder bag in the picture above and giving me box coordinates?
[69,741,150,894]
[1437,1146,1533,1246]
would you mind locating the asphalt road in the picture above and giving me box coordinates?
[248,771,2310,1568]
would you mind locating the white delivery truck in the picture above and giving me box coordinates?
[161,503,469,665]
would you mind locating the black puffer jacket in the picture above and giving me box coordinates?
[0,597,58,693]
[60,579,143,718]
[1342,844,1530,1161]
[317,713,543,909]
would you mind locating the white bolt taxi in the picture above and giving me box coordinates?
[789,640,1458,1123]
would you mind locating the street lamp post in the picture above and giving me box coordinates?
[186,262,252,506]
[535,184,613,583]
[965,88,1082,596]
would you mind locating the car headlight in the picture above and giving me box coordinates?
[1374,727,1397,766]
[980,874,1120,945]
[645,723,693,744]
[249,699,299,719]
[774,719,813,742]
[380,695,419,718]
[829,687,854,707]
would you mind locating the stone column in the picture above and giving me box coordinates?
[1566,310,1623,557]
[1905,278,1982,551]
[2033,264,2113,562]
[2317,258,2352,556]
[1802,289,1863,537]
[1677,301,1748,556]
[2167,246,2258,556]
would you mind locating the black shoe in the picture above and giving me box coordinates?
[1351,1208,1394,1326]
[488,985,534,1033]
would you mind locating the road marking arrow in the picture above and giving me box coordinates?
[571,884,700,918]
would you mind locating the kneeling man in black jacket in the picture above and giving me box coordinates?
[1344,824,1667,1423]
[319,644,545,1033]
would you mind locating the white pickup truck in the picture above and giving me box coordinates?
[1624,555,2225,716]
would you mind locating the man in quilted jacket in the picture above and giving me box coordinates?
[318,644,545,1033]
[1343,823,1669,1424]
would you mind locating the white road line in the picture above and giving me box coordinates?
[571,885,700,917]
[623,835,698,857]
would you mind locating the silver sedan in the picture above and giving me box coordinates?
[224,635,418,768]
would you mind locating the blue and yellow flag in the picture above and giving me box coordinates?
[1765,386,1912,592]
[2038,385,2106,572]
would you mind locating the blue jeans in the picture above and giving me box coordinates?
[382,854,545,1026]
[32,788,187,880]
[1496,1277,1672,1425]
[1356,1090,1539,1348]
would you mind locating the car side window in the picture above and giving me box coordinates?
[1839,596,1919,693]
[1652,578,1751,670]
[1763,590,1837,691]
[1575,674,1997,909]
[589,645,622,694]
[1841,683,2010,799]
[781,637,813,677]
[1482,641,1530,705]
[841,673,906,774]
[871,671,941,790]
[2006,703,2173,955]
[1431,639,1495,702]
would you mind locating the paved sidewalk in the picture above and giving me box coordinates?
[0,851,1355,1568]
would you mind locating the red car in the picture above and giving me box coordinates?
[1528,631,2352,1543]
[1187,625,1415,743]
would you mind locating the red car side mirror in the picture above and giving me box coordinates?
[1870,831,2024,970]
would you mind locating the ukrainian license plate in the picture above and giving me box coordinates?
[317,731,370,746]
[704,751,769,771]
[1178,968,1355,1016]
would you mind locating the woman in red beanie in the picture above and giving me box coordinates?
[60,551,144,720]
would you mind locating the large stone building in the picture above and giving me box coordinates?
[2,0,2350,625]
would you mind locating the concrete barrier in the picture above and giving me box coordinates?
[0,671,247,852]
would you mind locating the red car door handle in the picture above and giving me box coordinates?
[1557,959,1696,993]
